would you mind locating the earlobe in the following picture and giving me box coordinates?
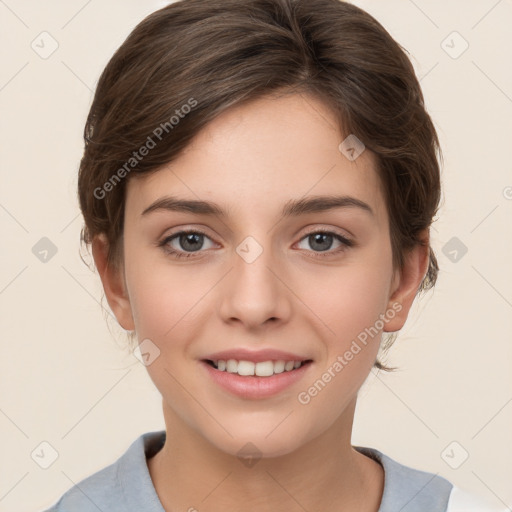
[91,234,135,331]
[383,234,430,333]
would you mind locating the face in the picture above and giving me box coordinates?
[103,92,416,458]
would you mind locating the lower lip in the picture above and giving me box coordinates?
[200,360,313,400]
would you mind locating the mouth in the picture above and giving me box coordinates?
[200,357,314,399]
[203,358,313,377]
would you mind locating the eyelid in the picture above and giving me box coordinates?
[294,227,354,255]
[160,224,352,242]
[300,225,352,241]
[158,227,216,251]
[158,225,354,258]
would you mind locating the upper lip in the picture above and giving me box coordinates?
[203,348,312,363]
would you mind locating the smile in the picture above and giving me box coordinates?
[205,358,312,377]
[201,354,314,399]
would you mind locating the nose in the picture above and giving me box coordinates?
[218,237,292,330]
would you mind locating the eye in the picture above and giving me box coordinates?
[295,229,354,256]
[158,229,216,259]
[158,228,354,260]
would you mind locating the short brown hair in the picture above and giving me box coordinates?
[78,0,442,370]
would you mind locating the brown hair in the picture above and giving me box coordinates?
[78,0,442,370]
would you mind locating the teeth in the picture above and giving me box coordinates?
[238,360,256,376]
[273,360,285,373]
[226,359,238,373]
[212,359,306,377]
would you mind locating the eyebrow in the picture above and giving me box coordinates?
[141,194,374,218]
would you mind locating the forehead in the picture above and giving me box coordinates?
[126,93,387,226]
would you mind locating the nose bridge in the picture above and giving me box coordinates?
[219,234,291,326]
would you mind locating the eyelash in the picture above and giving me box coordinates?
[158,228,354,260]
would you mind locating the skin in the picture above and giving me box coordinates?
[93,92,429,511]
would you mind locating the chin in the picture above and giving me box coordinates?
[204,420,312,460]
[220,437,301,460]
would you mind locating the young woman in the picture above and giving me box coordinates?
[44,0,503,510]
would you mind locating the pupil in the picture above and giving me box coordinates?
[310,233,332,252]
[178,233,333,253]
[181,233,203,251]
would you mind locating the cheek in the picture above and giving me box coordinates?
[126,263,213,422]
[295,264,391,425]
[309,259,392,347]
[126,252,211,340]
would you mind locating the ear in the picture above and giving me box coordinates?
[383,230,430,332]
[91,234,135,331]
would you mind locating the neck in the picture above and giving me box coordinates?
[148,397,384,512]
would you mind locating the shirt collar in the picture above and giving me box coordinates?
[118,431,452,512]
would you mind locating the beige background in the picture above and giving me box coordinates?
[1,1,511,510]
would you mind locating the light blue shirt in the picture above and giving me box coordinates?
[42,430,467,511]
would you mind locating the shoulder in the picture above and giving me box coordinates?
[355,445,453,511]
[354,446,502,512]
[42,431,166,512]
[446,485,508,512]
[42,459,122,512]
